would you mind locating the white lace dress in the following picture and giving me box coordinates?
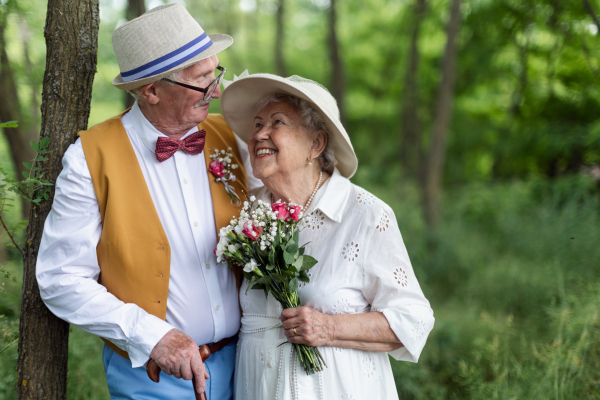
[233,169,434,400]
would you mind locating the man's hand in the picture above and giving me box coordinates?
[150,329,210,395]
[281,306,335,347]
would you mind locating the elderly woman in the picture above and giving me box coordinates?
[221,74,434,400]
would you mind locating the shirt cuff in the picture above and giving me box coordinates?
[380,307,434,363]
[125,314,175,368]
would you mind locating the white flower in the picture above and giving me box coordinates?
[221,150,226,154]
[244,258,258,273]
[243,201,249,208]
[227,244,239,254]
[249,195,256,202]
[227,147,232,151]
[234,224,243,235]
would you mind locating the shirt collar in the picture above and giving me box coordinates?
[312,168,351,223]
[128,101,199,154]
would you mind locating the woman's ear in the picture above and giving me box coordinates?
[138,82,160,105]
[311,130,328,158]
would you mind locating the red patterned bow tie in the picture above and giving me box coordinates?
[155,130,206,162]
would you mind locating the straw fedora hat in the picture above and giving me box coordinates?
[220,74,358,178]
[112,3,232,91]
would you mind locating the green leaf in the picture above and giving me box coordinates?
[21,171,29,179]
[30,140,39,152]
[268,249,275,266]
[298,247,305,256]
[298,270,310,282]
[273,233,280,248]
[0,121,18,128]
[283,251,295,265]
[266,264,275,271]
[40,137,50,149]
[293,229,299,243]
[286,242,298,255]
[293,255,304,270]
[288,278,298,292]
[255,276,272,286]
[301,255,318,271]
[251,283,265,290]
[271,273,286,283]
[34,157,47,162]
[22,162,32,170]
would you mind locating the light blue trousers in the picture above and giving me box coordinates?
[102,339,237,400]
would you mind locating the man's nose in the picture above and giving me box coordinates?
[212,83,222,99]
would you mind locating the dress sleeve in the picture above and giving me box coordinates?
[36,139,174,368]
[360,202,434,362]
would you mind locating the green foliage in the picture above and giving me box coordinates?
[367,178,600,399]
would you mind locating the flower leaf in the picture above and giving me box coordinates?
[283,250,295,265]
[286,242,298,255]
[288,278,298,292]
[293,255,304,270]
[301,256,318,271]
[298,270,310,282]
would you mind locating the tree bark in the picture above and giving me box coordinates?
[274,0,286,76]
[582,0,600,33]
[123,0,146,109]
[328,0,346,125]
[422,0,462,228]
[17,0,99,398]
[0,13,38,219]
[400,0,427,180]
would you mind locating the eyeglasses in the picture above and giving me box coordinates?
[162,66,227,101]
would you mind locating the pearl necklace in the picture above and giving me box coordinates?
[271,170,323,211]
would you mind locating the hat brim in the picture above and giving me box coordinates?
[112,34,233,91]
[220,74,358,178]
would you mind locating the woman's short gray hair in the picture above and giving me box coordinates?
[255,93,336,173]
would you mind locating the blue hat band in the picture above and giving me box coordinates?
[120,33,213,83]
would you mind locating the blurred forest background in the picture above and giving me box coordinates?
[1,0,600,398]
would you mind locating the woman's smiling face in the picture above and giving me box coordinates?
[249,101,314,181]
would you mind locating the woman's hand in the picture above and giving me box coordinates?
[281,306,335,347]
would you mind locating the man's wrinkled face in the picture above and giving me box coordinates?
[156,55,222,127]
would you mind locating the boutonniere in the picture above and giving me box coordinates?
[209,147,242,207]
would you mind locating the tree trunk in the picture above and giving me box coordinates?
[0,13,38,219]
[123,0,146,109]
[400,0,427,180]
[274,0,286,76]
[328,0,346,125]
[17,0,99,398]
[582,0,600,33]
[422,0,462,229]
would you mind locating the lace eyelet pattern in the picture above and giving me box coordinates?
[331,298,349,315]
[394,267,408,287]
[411,320,428,340]
[362,356,376,378]
[356,191,376,206]
[338,394,357,400]
[341,241,360,262]
[304,210,326,230]
[376,210,390,232]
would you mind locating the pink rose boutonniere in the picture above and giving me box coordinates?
[209,148,241,206]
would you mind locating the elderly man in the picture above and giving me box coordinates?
[36,4,259,399]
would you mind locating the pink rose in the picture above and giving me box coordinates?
[271,202,291,221]
[288,205,302,222]
[209,159,226,178]
[242,221,263,240]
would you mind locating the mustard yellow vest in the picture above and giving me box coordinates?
[79,112,247,359]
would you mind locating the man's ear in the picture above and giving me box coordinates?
[138,82,160,105]
[311,130,328,158]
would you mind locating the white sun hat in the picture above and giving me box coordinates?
[112,3,232,91]
[220,73,358,178]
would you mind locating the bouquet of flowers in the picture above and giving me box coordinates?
[215,197,326,375]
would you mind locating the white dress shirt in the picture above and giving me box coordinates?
[235,169,434,400]
[36,102,262,368]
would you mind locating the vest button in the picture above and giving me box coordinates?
[205,263,211,269]
[183,179,188,184]
[194,222,198,227]
[215,305,220,311]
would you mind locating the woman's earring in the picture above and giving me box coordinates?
[309,161,313,166]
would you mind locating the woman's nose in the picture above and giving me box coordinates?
[254,125,270,141]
